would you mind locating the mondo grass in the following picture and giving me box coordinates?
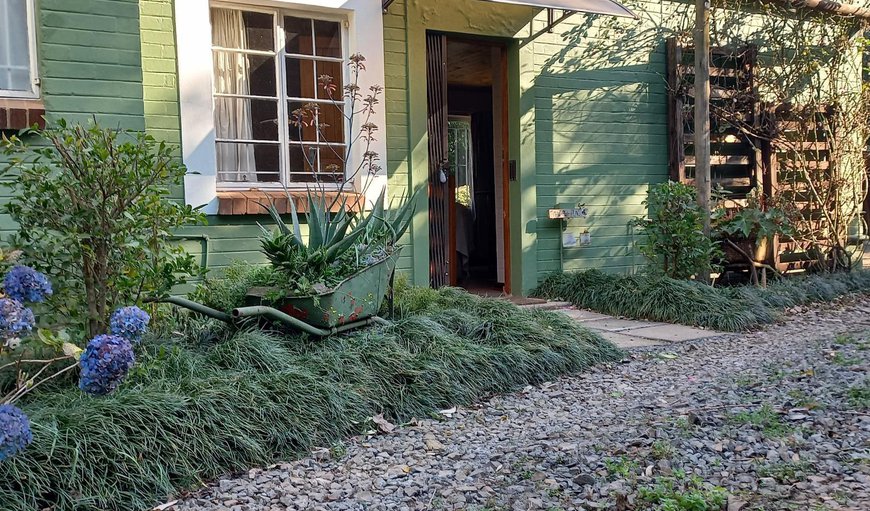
[0,287,620,511]
[533,269,870,332]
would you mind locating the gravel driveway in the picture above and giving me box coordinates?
[174,298,870,511]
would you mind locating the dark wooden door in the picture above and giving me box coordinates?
[426,33,450,288]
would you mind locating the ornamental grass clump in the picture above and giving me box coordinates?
[0,286,621,511]
[534,269,870,332]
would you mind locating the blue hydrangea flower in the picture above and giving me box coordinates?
[0,298,34,338]
[109,306,151,343]
[0,404,33,462]
[78,335,136,396]
[3,265,52,303]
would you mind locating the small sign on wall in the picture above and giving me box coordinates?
[549,207,589,220]
[563,231,592,248]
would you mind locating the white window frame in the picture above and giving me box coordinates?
[211,2,351,190]
[177,0,388,215]
[0,0,40,99]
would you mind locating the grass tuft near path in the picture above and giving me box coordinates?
[0,287,620,511]
[533,270,870,332]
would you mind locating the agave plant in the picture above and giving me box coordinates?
[259,188,415,295]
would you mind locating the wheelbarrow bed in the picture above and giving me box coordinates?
[243,250,401,329]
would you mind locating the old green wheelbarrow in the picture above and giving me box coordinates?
[154,251,400,337]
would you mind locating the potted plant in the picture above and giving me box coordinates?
[246,54,417,329]
[714,193,797,265]
[252,187,415,328]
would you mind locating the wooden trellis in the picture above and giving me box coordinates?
[667,38,841,271]
[667,38,760,199]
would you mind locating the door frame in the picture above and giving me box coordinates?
[426,32,512,294]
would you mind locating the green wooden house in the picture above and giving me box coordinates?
[1,0,867,296]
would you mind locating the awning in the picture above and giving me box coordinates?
[481,0,636,18]
[382,0,636,19]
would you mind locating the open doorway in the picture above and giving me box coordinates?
[427,34,510,295]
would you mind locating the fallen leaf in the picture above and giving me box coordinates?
[439,407,457,417]
[727,496,748,511]
[153,501,178,511]
[371,414,395,433]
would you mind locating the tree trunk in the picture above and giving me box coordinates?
[694,0,712,284]
[81,247,101,339]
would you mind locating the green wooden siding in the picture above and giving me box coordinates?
[139,0,272,278]
[39,0,145,128]
[0,0,147,238]
[134,0,685,290]
[383,2,415,278]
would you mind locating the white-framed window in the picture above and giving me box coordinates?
[210,3,348,188]
[0,0,39,99]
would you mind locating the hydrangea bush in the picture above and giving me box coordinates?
[109,306,151,343]
[78,335,136,396]
[0,298,35,341]
[0,404,32,462]
[0,264,143,461]
[3,265,52,303]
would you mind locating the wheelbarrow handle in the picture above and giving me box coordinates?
[144,296,233,323]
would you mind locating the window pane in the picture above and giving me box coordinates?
[315,60,344,100]
[242,12,274,51]
[314,20,342,58]
[289,145,345,183]
[211,9,274,52]
[284,16,313,55]
[319,145,347,178]
[213,51,276,97]
[285,58,315,99]
[214,98,279,141]
[287,101,318,143]
[216,142,280,183]
[0,0,32,92]
[318,103,346,144]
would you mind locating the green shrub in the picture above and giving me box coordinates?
[1,121,205,338]
[0,287,621,511]
[189,261,279,313]
[533,269,870,331]
[632,182,720,279]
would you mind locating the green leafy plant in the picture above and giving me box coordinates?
[257,53,416,297]
[638,474,727,511]
[729,403,792,437]
[259,188,415,296]
[632,181,721,279]
[1,120,205,338]
[846,380,870,409]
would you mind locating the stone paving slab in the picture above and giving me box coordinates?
[557,308,611,322]
[582,317,663,332]
[595,331,669,348]
[626,324,722,342]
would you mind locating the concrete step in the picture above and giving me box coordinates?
[518,300,572,311]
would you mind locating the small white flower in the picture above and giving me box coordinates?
[4,337,21,349]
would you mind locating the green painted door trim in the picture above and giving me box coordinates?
[402,0,540,293]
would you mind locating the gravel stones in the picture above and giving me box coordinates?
[172,298,870,511]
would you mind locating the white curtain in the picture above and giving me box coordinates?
[212,9,257,183]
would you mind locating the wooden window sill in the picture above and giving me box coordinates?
[0,98,45,130]
[216,190,364,216]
